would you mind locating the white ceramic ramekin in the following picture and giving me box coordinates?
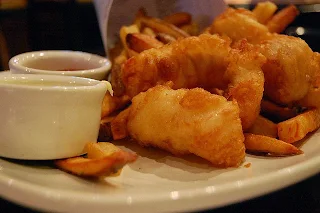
[0,74,108,160]
[9,50,111,80]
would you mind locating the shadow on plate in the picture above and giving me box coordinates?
[0,157,55,169]
[0,156,123,190]
[112,139,237,182]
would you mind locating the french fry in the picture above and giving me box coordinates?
[155,33,176,44]
[142,27,156,37]
[266,5,299,33]
[110,50,127,97]
[126,33,164,53]
[127,49,139,58]
[120,24,140,57]
[260,99,298,122]
[201,27,211,34]
[98,115,115,142]
[55,142,137,177]
[134,8,155,37]
[85,142,122,159]
[108,41,123,65]
[278,108,320,143]
[180,22,199,36]
[163,12,192,27]
[111,107,130,140]
[244,134,303,155]
[252,1,278,24]
[246,115,278,138]
[55,157,116,177]
[101,92,130,118]
[140,16,190,39]
[133,7,147,30]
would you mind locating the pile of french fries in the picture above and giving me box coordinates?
[246,101,319,156]
[109,8,197,66]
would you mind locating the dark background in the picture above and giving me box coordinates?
[0,0,104,71]
[1,1,320,71]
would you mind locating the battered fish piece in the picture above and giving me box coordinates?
[226,40,265,129]
[122,34,231,98]
[259,34,316,105]
[117,85,245,167]
[209,5,317,106]
[296,52,320,108]
[210,5,299,43]
[121,34,265,130]
[210,7,270,44]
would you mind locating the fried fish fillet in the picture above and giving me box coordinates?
[116,85,245,167]
[122,34,231,98]
[209,5,318,106]
[210,7,270,44]
[210,5,299,43]
[121,34,265,130]
[258,34,316,105]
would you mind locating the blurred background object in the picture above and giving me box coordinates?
[0,0,103,70]
[0,0,319,71]
[0,0,27,10]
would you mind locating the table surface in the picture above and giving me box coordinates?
[0,173,319,213]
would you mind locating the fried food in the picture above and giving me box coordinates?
[252,1,278,24]
[244,134,303,156]
[141,27,156,37]
[209,5,299,43]
[126,33,164,53]
[139,15,190,39]
[260,99,299,122]
[101,92,130,118]
[98,115,115,141]
[296,53,320,108]
[224,40,265,129]
[110,50,127,97]
[55,142,137,177]
[180,22,199,36]
[95,6,320,171]
[278,108,320,143]
[266,5,299,33]
[114,85,245,167]
[111,107,130,140]
[258,34,316,105]
[209,7,270,44]
[155,33,176,44]
[246,115,278,138]
[121,34,265,130]
[163,12,192,27]
[120,25,140,57]
[121,34,230,97]
[85,142,123,159]
[298,85,320,109]
[208,5,314,106]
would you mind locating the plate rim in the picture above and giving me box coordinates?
[0,153,319,213]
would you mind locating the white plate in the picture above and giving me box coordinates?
[0,131,320,213]
[0,70,319,213]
